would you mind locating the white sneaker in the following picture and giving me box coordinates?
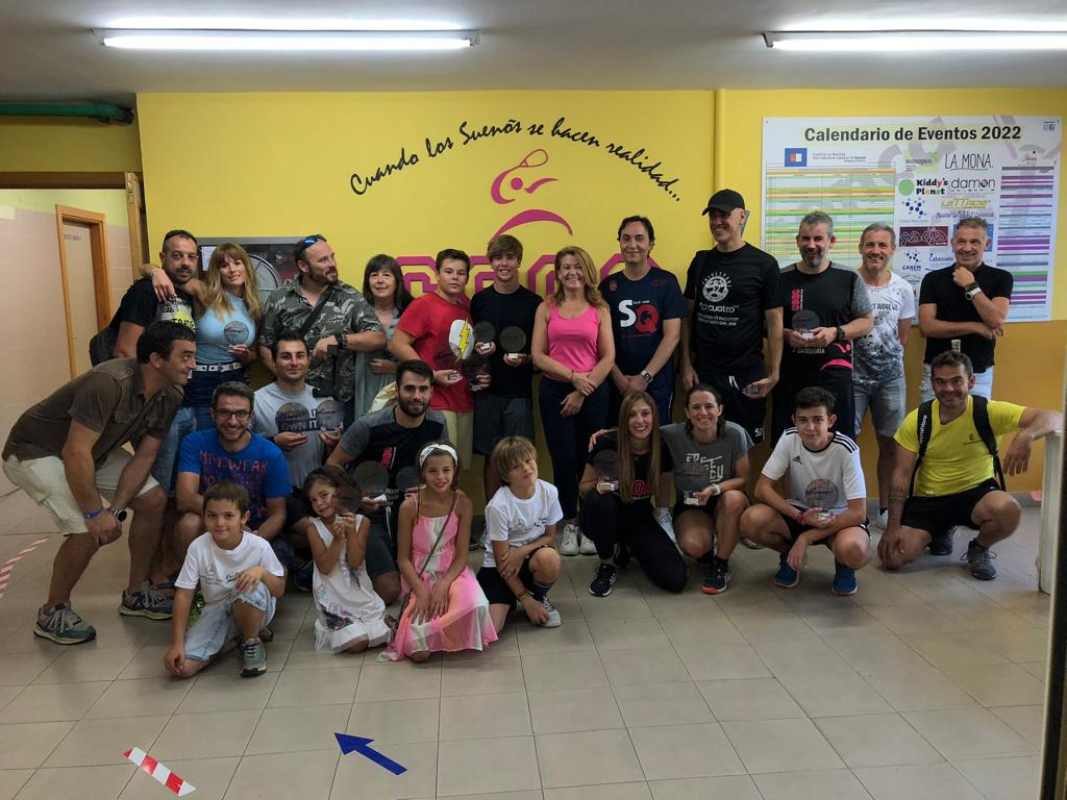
[579,534,598,555]
[559,522,579,556]
[539,597,562,627]
[875,509,888,529]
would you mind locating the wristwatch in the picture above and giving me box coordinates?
[964,283,982,301]
[835,325,845,342]
[640,370,654,384]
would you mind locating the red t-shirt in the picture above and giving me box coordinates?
[397,292,474,412]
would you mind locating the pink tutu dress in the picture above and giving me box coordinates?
[383,499,497,661]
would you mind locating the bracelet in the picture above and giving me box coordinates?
[516,591,530,602]
[82,507,107,521]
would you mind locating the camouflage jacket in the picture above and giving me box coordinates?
[259,278,383,402]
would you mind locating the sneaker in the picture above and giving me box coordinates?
[740,537,763,550]
[929,528,954,556]
[773,554,800,589]
[560,522,580,556]
[239,637,267,677]
[965,539,997,581]
[579,534,598,555]
[874,509,888,530]
[832,562,858,596]
[588,562,618,597]
[537,597,562,627]
[34,603,97,645]
[119,582,173,620]
[702,557,731,595]
[654,507,676,541]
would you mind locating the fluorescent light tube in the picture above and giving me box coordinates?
[764,30,1067,52]
[95,28,478,51]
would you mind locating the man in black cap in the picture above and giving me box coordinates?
[681,189,783,443]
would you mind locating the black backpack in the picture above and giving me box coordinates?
[909,395,1005,496]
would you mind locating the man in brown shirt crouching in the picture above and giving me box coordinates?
[3,321,195,645]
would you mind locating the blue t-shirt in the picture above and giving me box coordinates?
[177,429,291,528]
[196,294,257,365]
[598,267,687,389]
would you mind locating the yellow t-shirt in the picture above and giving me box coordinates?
[895,397,1025,496]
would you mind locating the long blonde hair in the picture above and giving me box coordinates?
[617,391,661,504]
[551,246,604,308]
[202,243,262,321]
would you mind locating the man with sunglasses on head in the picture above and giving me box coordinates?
[259,235,385,428]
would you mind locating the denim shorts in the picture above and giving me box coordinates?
[150,406,197,493]
[185,582,276,662]
[854,374,907,438]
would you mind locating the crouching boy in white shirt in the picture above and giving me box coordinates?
[165,481,286,678]
[477,436,564,633]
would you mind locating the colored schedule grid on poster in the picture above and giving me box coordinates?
[998,165,1055,319]
[762,116,1061,322]
[764,167,895,265]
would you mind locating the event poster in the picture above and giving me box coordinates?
[762,116,1062,322]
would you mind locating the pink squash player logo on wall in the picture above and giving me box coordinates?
[396,147,633,297]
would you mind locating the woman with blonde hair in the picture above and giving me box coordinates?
[151,242,261,428]
[531,246,614,556]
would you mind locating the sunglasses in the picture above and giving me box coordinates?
[294,234,326,261]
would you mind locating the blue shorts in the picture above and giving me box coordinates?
[185,582,276,662]
[151,406,197,493]
[854,374,907,438]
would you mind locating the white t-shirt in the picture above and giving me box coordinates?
[761,430,866,514]
[175,530,286,608]
[853,271,915,387]
[482,479,564,569]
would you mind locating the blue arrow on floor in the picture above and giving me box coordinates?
[335,733,408,775]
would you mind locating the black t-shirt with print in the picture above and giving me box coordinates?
[109,277,197,334]
[599,267,687,390]
[470,284,542,399]
[684,244,781,377]
[918,263,1013,372]
[587,430,673,511]
[778,264,872,379]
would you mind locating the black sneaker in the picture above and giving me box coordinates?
[964,539,997,581]
[929,528,954,556]
[588,563,618,597]
[702,557,730,595]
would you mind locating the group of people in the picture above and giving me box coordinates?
[1,188,1060,677]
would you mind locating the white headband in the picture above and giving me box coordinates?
[418,442,459,469]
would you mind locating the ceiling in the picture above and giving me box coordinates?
[3,0,1067,103]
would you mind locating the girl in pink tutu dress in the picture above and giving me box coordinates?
[383,443,497,662]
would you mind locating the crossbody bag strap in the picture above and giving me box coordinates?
[413,489,458,580]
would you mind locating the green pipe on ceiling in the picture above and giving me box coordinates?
[0,102,133,124]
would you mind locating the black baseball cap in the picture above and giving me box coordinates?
[702,189,746,215]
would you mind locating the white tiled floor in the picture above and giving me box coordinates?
[0,491,1049,799]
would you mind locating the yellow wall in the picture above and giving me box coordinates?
[135,88,1065,496]
[0,117,142,172]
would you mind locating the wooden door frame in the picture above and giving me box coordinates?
[0,171,149,275]
[55,205,110,378]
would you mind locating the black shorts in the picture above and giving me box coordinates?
[476,548,545,607]
[673,494,721,522]
[901,479,999,538]
[696,367,767,444]
[781,506,870,547]
[364,515,398,580]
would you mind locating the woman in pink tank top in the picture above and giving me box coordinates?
[532,246,615,555]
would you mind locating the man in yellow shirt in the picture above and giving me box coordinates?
[879,351,1060,579]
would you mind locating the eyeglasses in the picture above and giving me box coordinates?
[294,234,326,261]
[214,409,251,421]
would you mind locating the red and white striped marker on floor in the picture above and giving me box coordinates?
[0,537,48,601]
[123,747,196,796]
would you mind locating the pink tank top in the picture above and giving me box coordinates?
[546,303,600,375]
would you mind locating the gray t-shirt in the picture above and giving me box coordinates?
[252,382,331,488]
[853,272,915,388]
[660,421,752,505]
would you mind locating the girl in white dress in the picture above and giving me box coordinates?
[304,467,391,654]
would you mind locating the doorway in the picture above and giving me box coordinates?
[55,205,111,377]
